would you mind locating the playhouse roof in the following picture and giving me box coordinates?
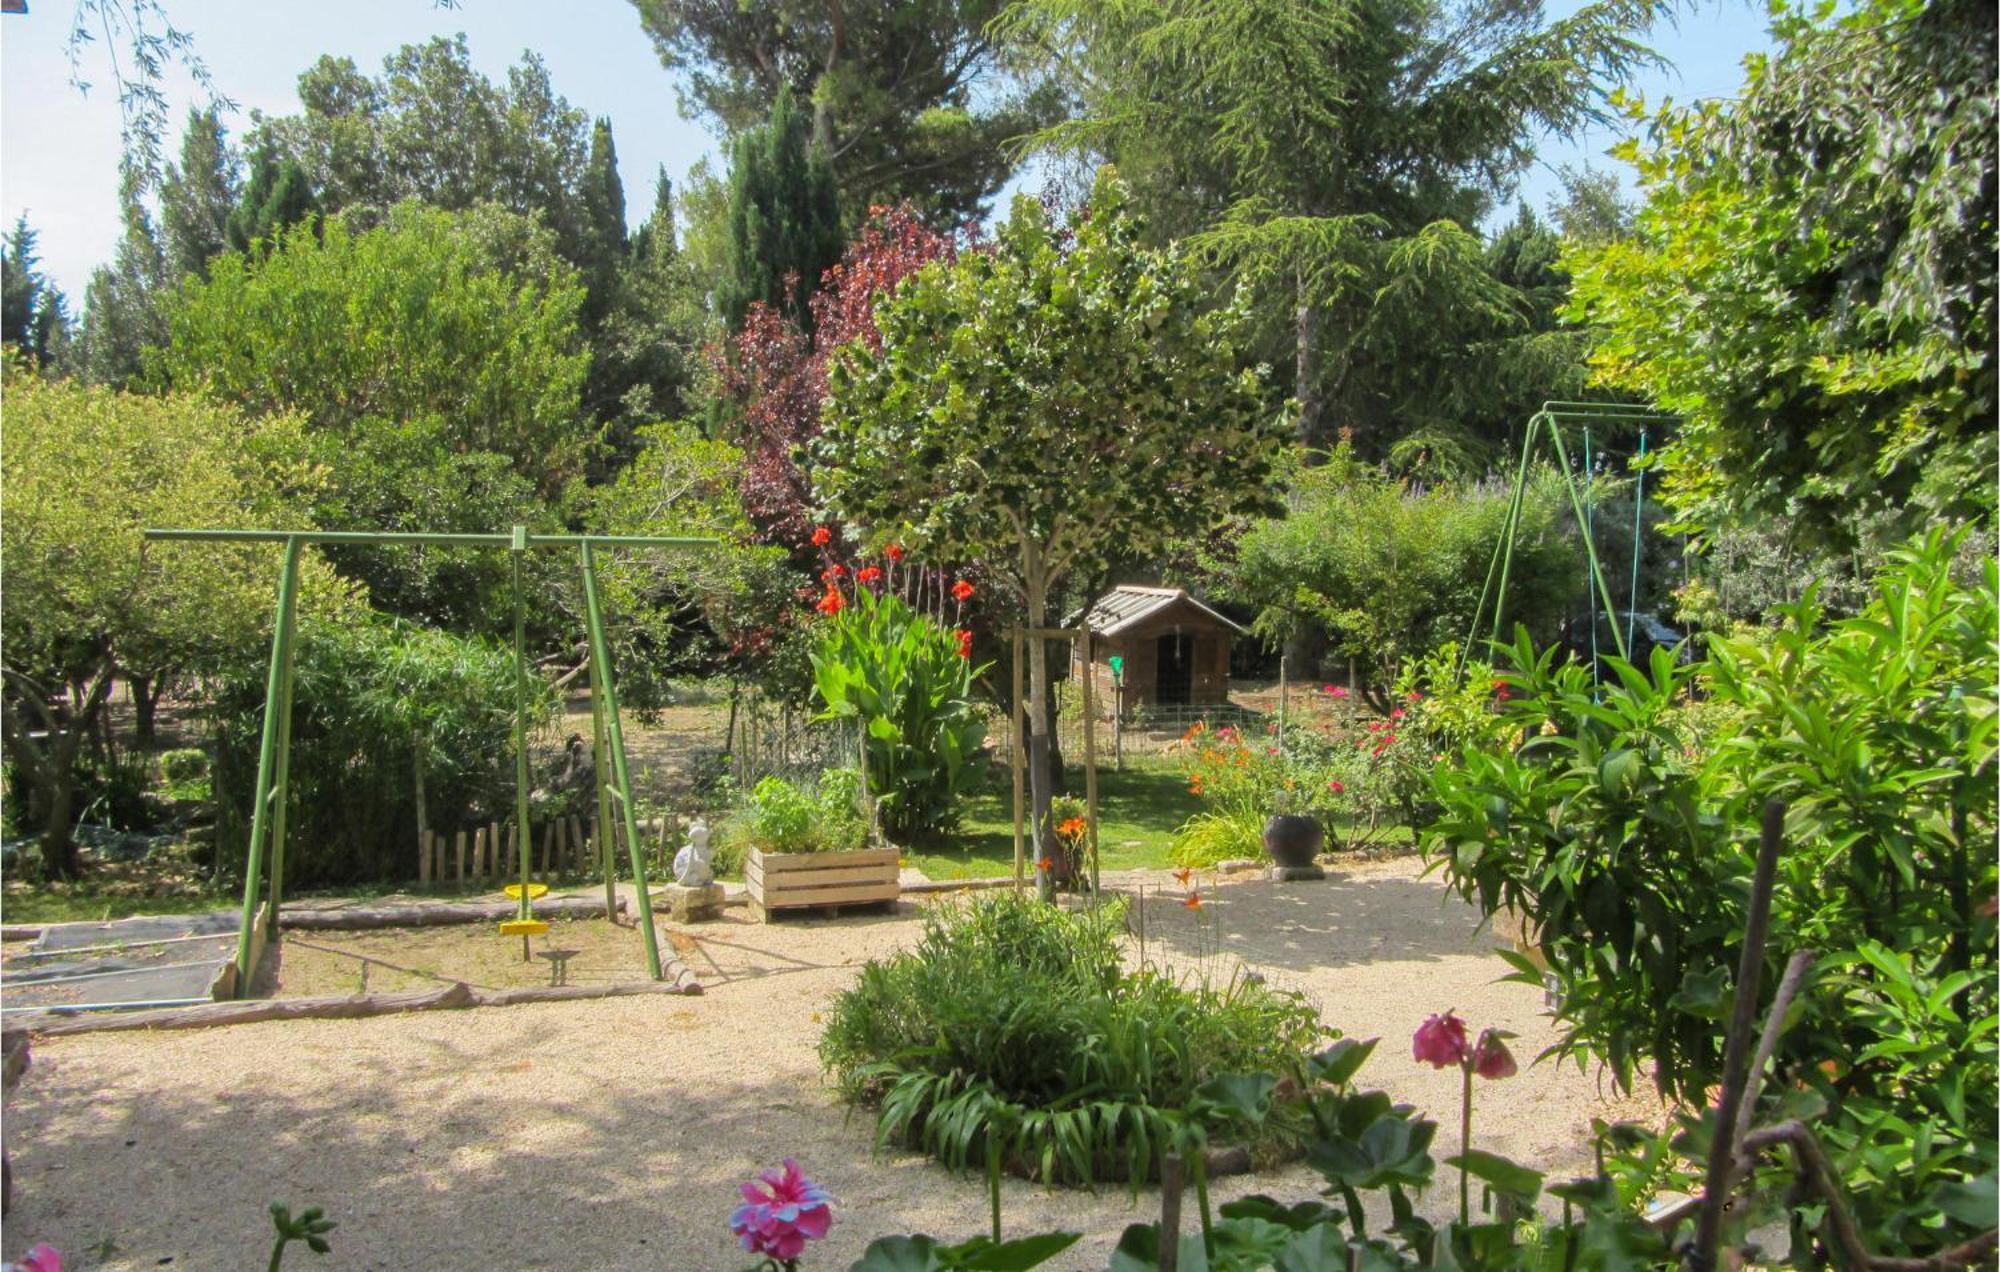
[1071,586,1245,638]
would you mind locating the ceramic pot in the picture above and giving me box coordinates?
[1262,813,1324,868]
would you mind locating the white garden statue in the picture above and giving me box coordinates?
[673,819,714,888]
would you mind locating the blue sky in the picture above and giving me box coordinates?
[1,0,1772,303]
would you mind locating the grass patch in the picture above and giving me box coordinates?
[1,884,238,925]
[903,759,1202,879]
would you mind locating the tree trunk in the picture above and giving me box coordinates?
[1025,579,1060,900]
[131,674,159,744]
[1296,277,1323,450]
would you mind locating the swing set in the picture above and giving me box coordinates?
[143,525,713,997]
[1460,400,1676,679]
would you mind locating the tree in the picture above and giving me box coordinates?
[717,203,962,546]
[0,361,350,877]
[74,167,168,388]
[717,85,843,332]
[632,0,1056,223]
[159,202,592,625]
[0,216,67,368]
[1568,0,1997,551]
[160,106,240,280]
[1218,442,1581,701]
[818,173,1285,891]
[578,117,630,330]
[998,0,1660,453]
[586,169,710,455]
[224,142,319,256]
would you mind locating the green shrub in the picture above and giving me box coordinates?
[716,771,866,858]
[811,587,986,838]
[1169,806,1263,868]
[820,892,1328,1185]
[158,748,210,786]
[1423,529,1996,1256]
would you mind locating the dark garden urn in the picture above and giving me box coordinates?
[1263,814,1324,868]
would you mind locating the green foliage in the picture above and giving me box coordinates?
[1568,0,1997,548]
[266,1201,334,1269]
[2,215,71,370]
[1220,444,1580,697]
[811,587,987,838]
[226,142,320,257]
[211,614,545,886]
[161,202,591,626]
[717,84,842,331]
[851,1232,1081,1272]
[716,772,866,858]
[998,0,1660,452]
[1169,806,1265,870]
[633,0,1052,224]
[1423,531,1996,1255]
[820,892,1327,1186]
[75,169,168,389]
[0,363,349,875]
[160,106,239,281]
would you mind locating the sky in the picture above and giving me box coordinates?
[1,0,1773,305]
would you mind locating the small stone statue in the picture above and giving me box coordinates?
[673,819,714,887]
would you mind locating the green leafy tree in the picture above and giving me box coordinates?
[1,216,70,370]
[998,0,1660,453]
[818,173,1284,891]
[225,142,320,256]
[160,203,592,625]
[1219,443,1581,704]
[632,0,1056,223]
[1568,0,1996,550]
[75,168,168,388]
[717,84,843,332]
[0,362,351,877]
[161,106,241,280]
[586,169,710,455]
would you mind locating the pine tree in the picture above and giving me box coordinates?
[717,85,842,332]
[1,214,40,351]
[632,167,677,263]
[226,143,320,256]
[76,168,168,387]
[160,106,240,281]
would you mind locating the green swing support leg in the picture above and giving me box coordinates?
[586,618,618,924]
[233,536,303,995]
[1543,422,1630,663]
[512,529,535,947]
[579,542,665,980]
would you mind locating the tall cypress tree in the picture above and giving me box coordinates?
[76,168,168,387]
[578,117,629,329]
[161,106,240,281]
[717,84,841,332]
[226,143,320,256]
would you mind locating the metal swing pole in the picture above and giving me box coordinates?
[1627,430,1650,658]
[579,542,665,981]
[511,529,535,958]
[230,536,303,993]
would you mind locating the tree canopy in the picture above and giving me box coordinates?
[1568,0,1996,550]
[717,84,843,332]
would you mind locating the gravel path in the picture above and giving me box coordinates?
[2,858,1661,1270]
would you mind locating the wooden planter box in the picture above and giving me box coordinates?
[746,847,900,921]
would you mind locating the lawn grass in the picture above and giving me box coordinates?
[903,758,1202,880]
[0,885,239,926]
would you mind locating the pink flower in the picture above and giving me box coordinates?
[1327,779,1344,794]
[1390,708,1406,721]
[1412,1011,1471,1068]
[1323,685,1349,699]
[1472,1029,1517,1080]
[730,1159,833,1261]
[10,1246,60,1272]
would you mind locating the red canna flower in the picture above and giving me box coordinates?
[950,579,975,602]
[856,566,882,584]
[1327,779,1345,793]
[954,629,974,658]
[815,588,846,616]
[821,565,846,582]
[884,543,905,561]
[811,526,832,547]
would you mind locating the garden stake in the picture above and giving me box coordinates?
[1688,800,1786,1269]
[1157,1151,1184,1272]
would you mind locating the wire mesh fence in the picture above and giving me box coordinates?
[987,685,1274,765]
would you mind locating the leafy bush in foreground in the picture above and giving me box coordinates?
[819,892,1327,1186]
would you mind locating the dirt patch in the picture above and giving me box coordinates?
[1,861,1666,1270]
[269,916,663,998]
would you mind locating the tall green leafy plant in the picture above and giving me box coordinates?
[810,586,986,839]
[1423,530,1996,1255]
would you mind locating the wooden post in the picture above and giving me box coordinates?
[472,828,485,881]
[1277,652,1288,754]
[434,834,447,886]
[540,820,555,879]
[1010,626,1026,893]
[454,831,466,887]
[418,829,431,886]
[569,816,584,873]
[489,822,500,882]
[1081,631,1101,899]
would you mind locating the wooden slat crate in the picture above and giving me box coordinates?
[746,847,900,921]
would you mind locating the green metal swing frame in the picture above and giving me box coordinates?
[143,526,714,996]
[1459,401,1676,678]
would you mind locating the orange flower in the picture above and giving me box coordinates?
[1057,816,1088,840]
[1181,892,1203,911]
[810,526,832,547]
[950,579,975,603]
[1188,778,1204,795]
[1037,856,1054,872]
[1173,867,1194,886]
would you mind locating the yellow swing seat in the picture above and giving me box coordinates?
[498,918,550,938]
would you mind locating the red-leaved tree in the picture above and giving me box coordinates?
[714,205,967,548]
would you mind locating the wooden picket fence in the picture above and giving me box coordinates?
[414,815,685,889]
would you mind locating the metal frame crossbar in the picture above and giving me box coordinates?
[143,526,715,994]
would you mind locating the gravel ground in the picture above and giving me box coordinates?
[2,857,1662,1270]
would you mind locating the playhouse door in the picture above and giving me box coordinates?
[1155,632,1194,706]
